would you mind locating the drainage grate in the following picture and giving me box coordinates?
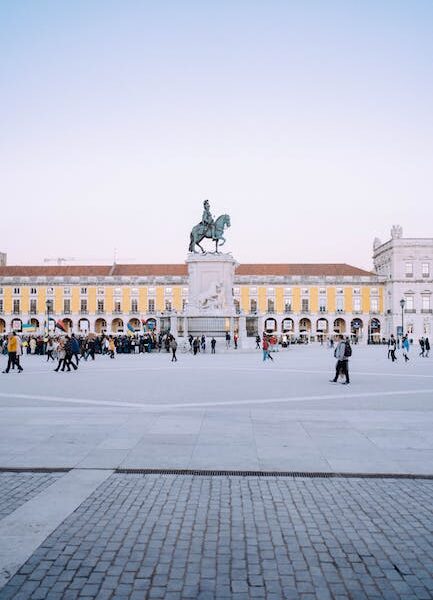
[115,468,433,480]
[0,467,71,473]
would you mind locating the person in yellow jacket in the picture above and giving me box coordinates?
[108,337,115,359]
[2,332,23,373]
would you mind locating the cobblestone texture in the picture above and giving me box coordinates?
[0,474,432,599]
[0,472,64,522]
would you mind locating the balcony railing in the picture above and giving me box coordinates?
[113,309,123,314]
[63,310,72,315]
[80,310,89,315]
[96,309,105,314]
[12,310,21,315]
[404,309,416,314]
[421,309,432,314]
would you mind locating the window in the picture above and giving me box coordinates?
[182,287,188,297]
[267,287,275,296]
[64,287,71,296]
[422,263,430,277]
[131,287,139,296]
[234,299,240,314]
[0,299,3,312]
[182,298,187,310]
[284,300,292,312]
[80,287,88,295]
[63,299,71,313]
[46,287,54,295]
[114,287,121,296]
[370,297,379,312]
[114,301,122,312]
[301,298,309,312]
[353,288,361,295]
[370,288,378,295]
[250,299,257,313]
[302,288,309,295]
[250,287,257,295]
[319,288,326,295]
[148,299,155,312]
[0,288,3,295]
[165,287,172,296]
[13,287,20,295]
[30,287,37,295]
[353,297,361,312]
[131,299,138,312]
[267,298,275,312]
[148,287,155,297]
[97,299,104,312]
[284,288,292,296]
[165,299,172,311]
[336,288,344,295]
[13,299,20,313]
[405,296,414,310]
[30,299,37,314]
[80,299,88,312]
[233,287,240,296]
[422,296,431,311]
[97,287,105,296]
[319,296,327,312]
[405,263,413,277]
[336,296,344,312]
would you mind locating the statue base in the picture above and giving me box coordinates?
[185,252,238,317]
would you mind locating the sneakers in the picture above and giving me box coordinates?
[341,381,350,385]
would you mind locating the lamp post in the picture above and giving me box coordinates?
[400,298,405,338]
[46,299,52,338]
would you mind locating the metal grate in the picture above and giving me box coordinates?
[115,468,433,480]
[0,467,71,473]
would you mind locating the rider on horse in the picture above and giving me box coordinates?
[201,200,216,239]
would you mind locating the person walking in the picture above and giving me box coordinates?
[255,334,261,349]
[63,336,78,371]
[225,331,231,349]
[201,335,206,353]
[192,337,199,356]
[2,332,23,373]
[54,339,66,372]
[402,335,410,362]
[108,336,115,359]
[389,334,397,362]
[170,337,178,362]
[419,337,425,357]
[211,337,216,354]
[330,335,350,384]
[262,336,273,362]
[46,339,55,362]
[70,334,80,367]
[425,337,430,358]
[234,333,238,349]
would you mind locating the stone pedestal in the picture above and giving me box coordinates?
[185,253,237,317]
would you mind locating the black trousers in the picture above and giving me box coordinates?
[171,349,177,361]
[5,352,22,372]
[333,360,349,383]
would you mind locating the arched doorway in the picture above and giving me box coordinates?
[63,318,73,333]
[368,318,381,344]
[145,318,157,332]
[95,318,107,334]
[264,317,277,333]
[299,318,311,342]
[112,318,124,333]
[128,318,141,332]
[78,318,90,333]
[11,318,22,332]
[0,319,5,333]
[282,318,294,333]
[351,318,363,342]
[333,318,346,334]
[316,318,328,341]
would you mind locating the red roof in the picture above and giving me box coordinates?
[0,263,374,277]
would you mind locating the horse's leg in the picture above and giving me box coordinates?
[215,239,218,253]
[196,236,205,253]
[219,236,226,247]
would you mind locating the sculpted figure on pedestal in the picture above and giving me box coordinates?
[189,200,231,253]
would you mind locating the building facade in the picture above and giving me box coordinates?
[0,226,431,342]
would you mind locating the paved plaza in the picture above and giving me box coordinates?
[0,345,432,473]
[0,344,432,598]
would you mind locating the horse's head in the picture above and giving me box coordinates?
[216,214,231,229]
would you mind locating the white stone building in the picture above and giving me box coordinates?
[373,225,433,339]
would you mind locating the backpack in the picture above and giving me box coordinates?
[344,341,352,358]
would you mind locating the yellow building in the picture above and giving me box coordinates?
[0,262,383,342]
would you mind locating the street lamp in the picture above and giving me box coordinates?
[400,298,405,338]
[46,299,52,337]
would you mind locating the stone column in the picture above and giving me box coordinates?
[238,315,247,348]
[170,315,178,338]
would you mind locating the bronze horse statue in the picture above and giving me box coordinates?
[189,214,231,253]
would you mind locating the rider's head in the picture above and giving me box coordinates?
[203,199,209,208]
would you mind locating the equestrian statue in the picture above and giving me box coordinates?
[189,200,231,253]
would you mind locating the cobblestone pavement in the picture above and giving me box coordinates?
[0,472,64,522]
[0,474,432,600]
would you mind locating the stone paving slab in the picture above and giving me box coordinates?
[1,473,432,599]
[0,472,64,522]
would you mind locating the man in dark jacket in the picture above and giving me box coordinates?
[70,334,80,367]
[63,336,78,371]
[330,335,350,384]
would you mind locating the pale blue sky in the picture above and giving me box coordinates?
[1,1,433,268]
